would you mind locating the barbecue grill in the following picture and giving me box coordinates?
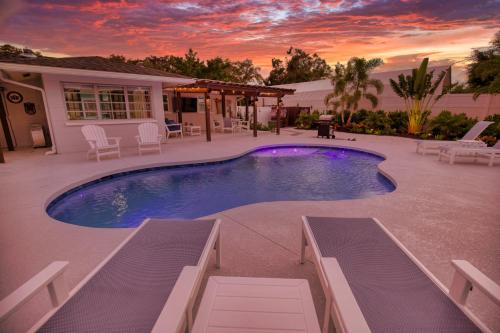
[316,114,335,139]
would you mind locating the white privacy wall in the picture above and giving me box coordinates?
[42,73,165,153]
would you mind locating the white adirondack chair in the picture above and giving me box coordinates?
[222,118,238,134]
[81,125,121,162]
[136,123,163,155]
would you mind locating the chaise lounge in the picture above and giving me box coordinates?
[416,120,493,155]
[0,218,221,333]
[439,141,500,166]
[300,216,500,333]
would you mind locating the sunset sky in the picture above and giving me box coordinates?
[0,0,499,81]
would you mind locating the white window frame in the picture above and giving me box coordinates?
[62,83,153,121]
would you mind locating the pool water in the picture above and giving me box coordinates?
[47,146,395,228]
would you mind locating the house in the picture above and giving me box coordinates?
[0,52,197,154]
[0,53,293,154]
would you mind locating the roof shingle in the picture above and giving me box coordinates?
[0,53,190,79]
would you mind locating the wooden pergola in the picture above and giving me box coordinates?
[174,80,295,141]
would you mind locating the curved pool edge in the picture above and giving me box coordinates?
[44,143,398,222]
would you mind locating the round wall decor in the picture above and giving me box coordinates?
[7,91,23,104]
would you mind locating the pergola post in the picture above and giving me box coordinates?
[276,96,282,135]
[221,92,226,118]
[176,91,183,124]
[244,97,249,121]
[204,92,211,142]
[252,96,257,138]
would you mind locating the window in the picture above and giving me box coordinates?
[162,95,169,112]
[64,85,98,120]
[128,87,152,119]
[63,84,153,121]
[181,97,198,112]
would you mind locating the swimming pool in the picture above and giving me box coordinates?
[47,146,395,228]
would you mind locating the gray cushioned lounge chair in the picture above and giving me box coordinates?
[300,216,499,333]
[0,218,221,333]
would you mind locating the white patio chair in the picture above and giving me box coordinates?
[213,119,223,132]
[136,123,162,155]
[416,121,493,155]
[81,125,121,162]
[165,120,183,139]
[239,119,250,132]
[222,118,238,134]
[439,140,500,166]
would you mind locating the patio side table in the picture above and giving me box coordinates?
[184,125,201,136]
[192,276,321,333]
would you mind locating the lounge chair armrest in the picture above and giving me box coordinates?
[151,266,199,333]
[450,260,500,307]
[0,261,69,322]
[108,137,121,144]
[320,258,371,333]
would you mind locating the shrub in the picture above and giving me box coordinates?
[387,111,408,134]
[425,111,476,140]
[480,135,497,146]
[295,111,319,129]
[351,109,370,124]
[361,110,395,135]
[482,114,500,139]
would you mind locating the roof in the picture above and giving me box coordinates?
[0,53,190,79]
[177,79,295,97]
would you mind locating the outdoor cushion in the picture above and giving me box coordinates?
[165,119,181,131]
[37,219,215,333]
[307,217,480,333]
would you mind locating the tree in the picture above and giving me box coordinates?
[266,58,287,85]
[232,59,263,84]
[0,44,41,56]
[108,49,263,83]
[467,30,500,99]
[265,47,332,85]
[343,57,384,125]
[203,57,235,81]
[324,63,352,125]
[108,54,127,63]
[389,58,450,134]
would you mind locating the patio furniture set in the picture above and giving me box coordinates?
[80,117,251,161]
[416,120,500,166]
[213,118,250,134]
[1,216,498,332]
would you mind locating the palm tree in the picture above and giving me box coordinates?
[325,63,351,125]
[325,58,384,126]
[389,58,449,134]
[344,57,384,125]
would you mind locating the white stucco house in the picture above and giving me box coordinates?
[0,53,245,154]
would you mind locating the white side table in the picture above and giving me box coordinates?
[184,125,201,136]
[192,276,321,333]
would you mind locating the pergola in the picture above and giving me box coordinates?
[174,79,295,141]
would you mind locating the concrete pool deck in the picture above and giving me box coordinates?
[1,129,499,332]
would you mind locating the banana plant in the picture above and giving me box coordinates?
[389,58,450,134]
